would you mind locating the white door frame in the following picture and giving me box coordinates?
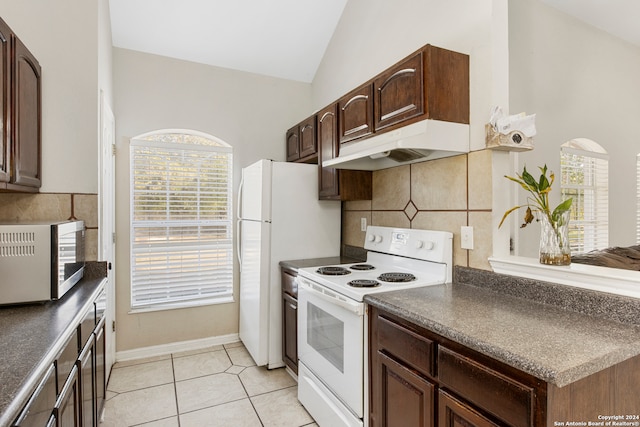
[98,90,116,377]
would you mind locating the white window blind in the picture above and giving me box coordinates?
[130,132,233,310]
[560,144,608,254]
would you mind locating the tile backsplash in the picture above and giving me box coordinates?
[0,193,99,261]
[342,150,492,270]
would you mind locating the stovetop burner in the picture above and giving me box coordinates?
[350,264,375,271]
[316,266,351,276]
[378,272,416,283]
[348,279,380,288]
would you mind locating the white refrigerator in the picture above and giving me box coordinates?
[238,159,341,369]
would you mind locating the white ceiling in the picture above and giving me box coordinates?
[109,0,347,83]
[541,0,640,47]
[109,0,640,83]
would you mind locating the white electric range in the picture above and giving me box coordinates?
[296,226,453,427]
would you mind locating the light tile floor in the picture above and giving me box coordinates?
[101,342,317,427]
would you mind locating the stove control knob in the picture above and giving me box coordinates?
[367,234,375,242]
[415,240,424,249]
[421,241,435,250]
[374,235,383,243]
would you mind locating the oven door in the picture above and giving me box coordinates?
[297,276,364,418]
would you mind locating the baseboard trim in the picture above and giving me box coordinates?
[115,333,240,362]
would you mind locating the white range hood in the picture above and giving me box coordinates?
[323,119,469,171]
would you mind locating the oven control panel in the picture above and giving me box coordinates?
[364,226,452,264]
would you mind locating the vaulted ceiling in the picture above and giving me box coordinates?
[109,0,640,83]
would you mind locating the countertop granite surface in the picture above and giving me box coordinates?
[365,267,640,388]
[0,262,107,427]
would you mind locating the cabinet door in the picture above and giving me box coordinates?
[78,338,96,427]
[438,391,500,427]
[339,83,373,144]
[11,35,41,188]
[374,52,424,132]
[0,19,10,183]
[286,126,300,161]
[317,104,340,199]
[298,116,317,159]
[282,292,298,374]
[55,366,80,427]
[12,364,56,427]
[95,320,106,420]
[373,352,435,427]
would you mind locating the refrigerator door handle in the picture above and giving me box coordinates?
[236,218,243,265]
[237,173,245,220]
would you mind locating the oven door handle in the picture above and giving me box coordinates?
[299,279,364,316]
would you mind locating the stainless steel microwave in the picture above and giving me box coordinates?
[0,220,85,305]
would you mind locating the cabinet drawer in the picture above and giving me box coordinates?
[377,315,435,378]
[281,269,298,298]
[438,347,534,427]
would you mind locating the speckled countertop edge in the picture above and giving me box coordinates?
[365,279,640,388]
[0,262,107,427]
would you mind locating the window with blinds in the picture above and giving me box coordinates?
[129,131,233,310]
[560,139,609,254]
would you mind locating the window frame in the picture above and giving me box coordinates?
[129,130,234,313]
[560,140,609,254]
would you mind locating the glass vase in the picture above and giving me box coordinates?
[539,211,571,265]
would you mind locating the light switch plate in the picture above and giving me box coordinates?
[461,226,474,250]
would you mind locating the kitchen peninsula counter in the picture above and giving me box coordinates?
[364,266,640,388]
[0,262,107,427]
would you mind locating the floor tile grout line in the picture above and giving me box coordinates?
[227,346,266,427]
[170,353,181,427]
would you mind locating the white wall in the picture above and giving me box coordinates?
[0,0,102,193]
[112,48,311,351]
[509,0,640,257]
[312,0,497,153]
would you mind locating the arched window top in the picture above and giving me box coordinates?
[561,138,608,157]
[134,129,231,149]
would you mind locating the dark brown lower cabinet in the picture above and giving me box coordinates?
[78,338,95,427]
[55,366,80,427]
[438,391,499,427]
[369,306,640,427]
[281,267,298,374]
[12,364,56,427]
[377,352,434,427]
[95,319,106,419]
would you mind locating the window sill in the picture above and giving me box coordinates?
[129,296,235,314]
[489,256,640,299]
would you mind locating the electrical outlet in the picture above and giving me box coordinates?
[461,226,474,250]
[361,218,367,232]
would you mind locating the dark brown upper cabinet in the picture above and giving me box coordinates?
[317,104,339,199]
[0,19,11,185]
[0,17,42,192]
[338,83,373,144]
[286,116,317,163]
[374,51,424,132]
[298,115,317,159]
[285,125,300,162]
[374,45,469,133]
[317,103,372,201]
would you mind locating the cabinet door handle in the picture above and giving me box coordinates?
[289,303,297,310]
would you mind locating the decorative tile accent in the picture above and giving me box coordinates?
[404,200,418,221]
